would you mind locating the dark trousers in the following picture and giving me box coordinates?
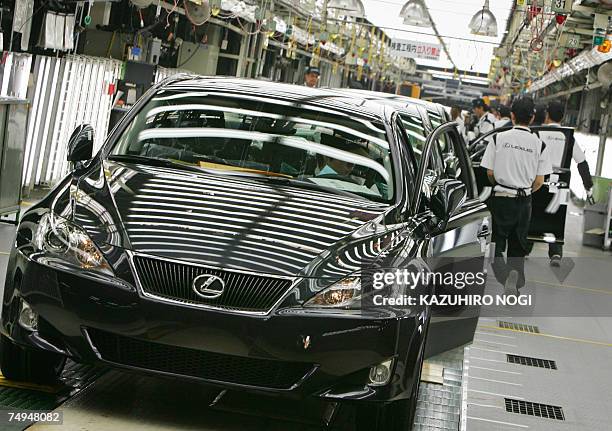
[548,242,563,258]
[525,240,562,258]
[489,195,532,289]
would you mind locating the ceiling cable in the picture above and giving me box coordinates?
[422,1,461,76]
[326,17,503,45]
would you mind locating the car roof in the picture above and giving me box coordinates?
[334,88,448,118]
[160,75,392,122]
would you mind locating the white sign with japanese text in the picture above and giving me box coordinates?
[390,39,442,61]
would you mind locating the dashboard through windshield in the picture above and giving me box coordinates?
[111,90,395,203]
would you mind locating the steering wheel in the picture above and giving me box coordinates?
[312,173,362,185]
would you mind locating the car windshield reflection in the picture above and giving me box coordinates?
[111,91,395,203]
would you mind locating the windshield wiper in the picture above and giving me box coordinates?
[108,154,204,173]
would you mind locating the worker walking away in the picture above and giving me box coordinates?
[303,66,320,88]
[539,101,595,267]
[450,106,467,140]
[480,97,553,296]
[495,105,512,128]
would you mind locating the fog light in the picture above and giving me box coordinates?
[369,358,394,386]
[18,300,38,331]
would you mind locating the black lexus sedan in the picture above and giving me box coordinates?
[1,76,489,430]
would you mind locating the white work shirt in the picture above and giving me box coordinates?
[495,117,512,129]
[538,123,586,169]
[480,126,553,195]
[454,117,467,139]
[476,112,497,137]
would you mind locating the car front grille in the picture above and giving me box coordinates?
[87,328,313,390]
[132,255,293,313]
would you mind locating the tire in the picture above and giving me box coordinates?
[0,335,66,384]
[355,398,413,431]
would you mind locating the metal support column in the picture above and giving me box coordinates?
[0,98,29,223]
[236,26,250,78]
[596,92,612,176]
[576,88,587,131]
[253,32,266,78]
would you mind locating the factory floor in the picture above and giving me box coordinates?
[460,202,612,431]
[0,199,611,431]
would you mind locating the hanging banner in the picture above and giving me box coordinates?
[390,39,442,61]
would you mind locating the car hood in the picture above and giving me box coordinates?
[69,161,394,278]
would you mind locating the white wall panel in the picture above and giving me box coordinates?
[21,55,122,193]
[0,52,32,98]
[155,66,189,83]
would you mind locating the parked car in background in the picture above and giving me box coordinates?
[1,77,489,430]
[338,89,451,130]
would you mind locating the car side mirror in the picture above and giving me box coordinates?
[430,179,467,230]
[67,125,94,163]
[422,168,440,200]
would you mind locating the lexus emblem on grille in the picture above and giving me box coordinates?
[192,274,225,299]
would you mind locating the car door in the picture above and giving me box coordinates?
[412,122,491,358]
[469,126,574,245]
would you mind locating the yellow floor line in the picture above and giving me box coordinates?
[0,373,63,393]
[478,324,612,348]
[529,279,612,296]
[0,251,9,256]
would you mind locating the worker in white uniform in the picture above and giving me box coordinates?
[472,98,497,139]
[480,97,553,296]
[450,106,467,140]
[539,101,594,266]
[470,98,497,157]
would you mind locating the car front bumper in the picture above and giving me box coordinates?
[1,247,426,403]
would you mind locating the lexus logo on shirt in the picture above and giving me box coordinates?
[192,274,225,299]
[504,142,534,153]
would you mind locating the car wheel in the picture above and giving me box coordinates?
[355,398,414,431]
[0,335,66,384]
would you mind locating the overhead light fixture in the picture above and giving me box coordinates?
[327,0,365,18]
[400,0,431,27]
[469,0,498,37]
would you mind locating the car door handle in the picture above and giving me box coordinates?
[477,226,490,238]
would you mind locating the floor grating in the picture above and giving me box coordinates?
[413,347,465,431]
[507,354,557,370]
[497,321,540,333]
[0,361,105,430]
[504,398,565,421]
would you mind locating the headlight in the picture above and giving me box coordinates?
[33,213,113,275]
[303,276,361,309]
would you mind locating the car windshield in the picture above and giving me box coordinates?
[110,90,395,203]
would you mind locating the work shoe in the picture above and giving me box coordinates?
[504,270,519,298]
[550,255,561,267]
